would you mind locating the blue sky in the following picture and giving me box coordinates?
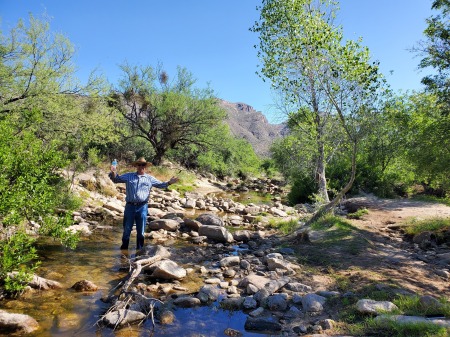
[1,0,435,123]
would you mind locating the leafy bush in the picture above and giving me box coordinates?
[0,232,40,294]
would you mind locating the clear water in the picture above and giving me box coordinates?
[0,226,276,336]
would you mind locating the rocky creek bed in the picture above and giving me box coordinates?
[1,170,450,336]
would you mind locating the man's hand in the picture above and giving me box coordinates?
[168,176,179,185]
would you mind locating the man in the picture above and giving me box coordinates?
[109,157,179,250]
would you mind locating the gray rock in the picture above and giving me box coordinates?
[285,282,312,293]
[151,260,186,280]
[198,284,221,302]
[199,225,233,243]
[244,316,282,332]
[148,219,180,231]
[220,297,244,310]
[233,230,251,242]
[248,307,265,317]
[220,256,240,268]
[302,293,326,312]
[103,309,146,327]
[144,245,171,259]
[375,314,450,328]
[238,274,271,291]
[356,299,398,314]
[266,294,288,311]
[0,310,39,334]
[243,296,258,309]
[183,218,202,231]
[196,213,223,226]
[173,296,201,308]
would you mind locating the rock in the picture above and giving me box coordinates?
[148,219,180,231]
[198,225,233,243]
[198,284,221,302]
[150,260,186,280]
[233,230,251,242]
[356,299,398,314]
[270,207,288,217]
[375,314,450,328]
[173,296,201,308]
[0,310,39,334]
[220,256,240,267]
[220,297,244,310]
[158,310,175,324]
[71,280,98,292]
[238,274,271,291]
[243,296,258,309]
[224,327,243,337]
[266,294,288,311]
[184,198,196,209]
[103,200,124,213]
[196,213,223,227]
[302,293,326,313]
[285,282,312,293]
[7,272,62,290]
[244,316,282,332]
[419,295,443,311]
[144,245,171,259]
[183,218,202,231]
[266,257,293,272]
[103,309,146,327]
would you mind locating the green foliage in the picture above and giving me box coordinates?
[359,318,448,337]
[287,174,317,204]
[269,218,300,234]
[0,231,40,293]
[253,0,384,205]
[415,0,450,116]
[112,63,226,165]
[404,217,450,237]
[393,295,450,317]
[347,208,368,219]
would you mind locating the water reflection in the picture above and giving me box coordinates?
[0,227,274,336]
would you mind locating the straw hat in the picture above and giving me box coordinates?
[131,157,152,167]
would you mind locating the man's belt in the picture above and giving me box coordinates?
[126,201,148,206]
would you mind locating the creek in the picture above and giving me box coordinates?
[1,220,275,337]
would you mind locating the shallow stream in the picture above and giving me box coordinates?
[1,222,275,337]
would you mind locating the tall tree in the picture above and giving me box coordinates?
[111,63,226,165]
[252,0,383,218]
[415,0,450,115]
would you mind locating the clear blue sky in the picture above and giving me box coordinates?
[1,0,435,123]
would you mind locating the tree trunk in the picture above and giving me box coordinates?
[306,140,357,225]
[316,140,329,203]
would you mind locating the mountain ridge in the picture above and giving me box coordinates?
[218,99,288,157]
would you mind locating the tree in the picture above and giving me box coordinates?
[251,0,383,220]
[415,0,450,115]
[111,63,227,165]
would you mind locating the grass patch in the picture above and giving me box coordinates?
[412,195,450,207]
[356,318,449,337]
[267,218,299,234]
[403,217,450,237]
[347,208,369,219]
[394,295,450,317]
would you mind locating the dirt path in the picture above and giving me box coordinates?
[340,196,450,297]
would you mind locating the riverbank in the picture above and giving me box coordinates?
[1,168,449,336]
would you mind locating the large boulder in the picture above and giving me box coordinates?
[195,213,223,227]
[150,260,186,280]
[0,310,39,334]
[148,219,179,231]
[103,309,146,327]
[198,225,233,243]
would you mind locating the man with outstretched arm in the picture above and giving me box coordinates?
[109,157,179,250]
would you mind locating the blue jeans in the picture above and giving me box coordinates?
[121,203,148,250]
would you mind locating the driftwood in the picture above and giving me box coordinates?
[121,255,162,293]
[98,254,163,331]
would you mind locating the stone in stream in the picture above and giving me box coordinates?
[150,260,187,280]
[71,280,98,292]
[198,225,233,243]
[244,316,282,332]
[103,309,146,327]
[0,310,39,334]
[196,213,223,227]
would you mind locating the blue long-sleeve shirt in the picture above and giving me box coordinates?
[109,172,168,203]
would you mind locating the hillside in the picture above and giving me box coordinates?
[219,99,288,157]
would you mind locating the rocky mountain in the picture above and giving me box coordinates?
[219,99,288,157]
